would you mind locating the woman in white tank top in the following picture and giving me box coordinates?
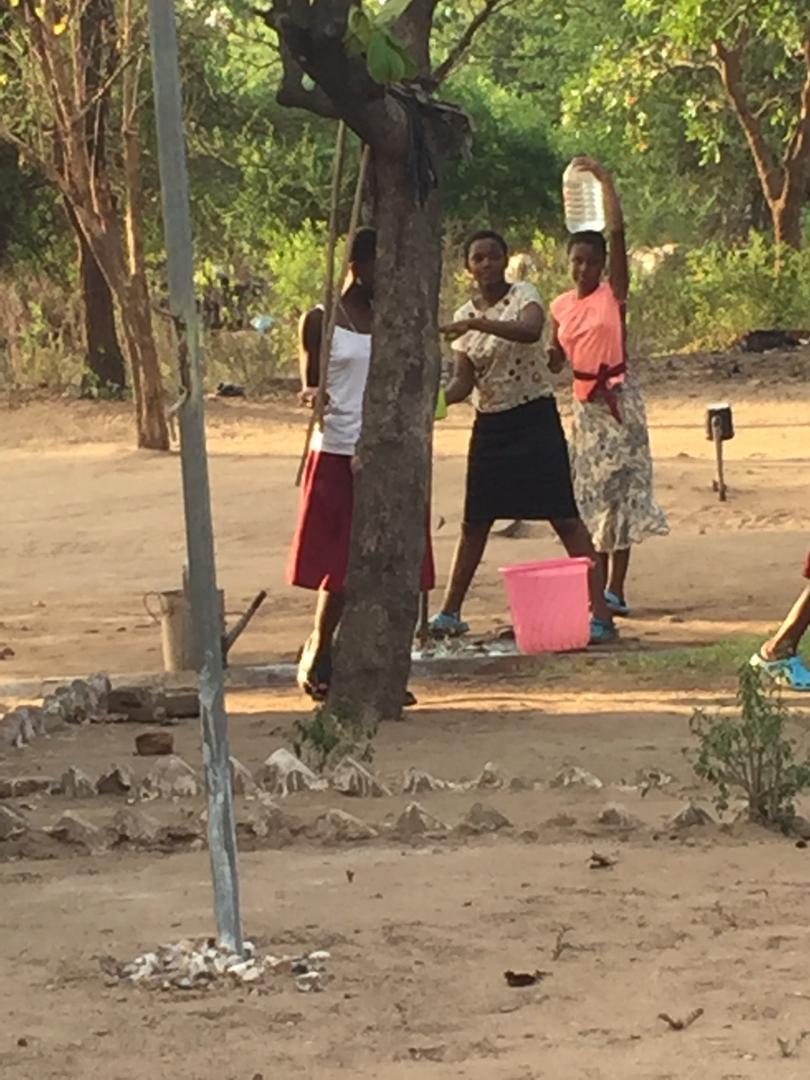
[288,228,435,702]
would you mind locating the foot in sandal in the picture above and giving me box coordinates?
[750,652,810,691]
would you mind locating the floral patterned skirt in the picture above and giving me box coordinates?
[570,378,669,554]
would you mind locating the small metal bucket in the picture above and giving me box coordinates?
[143,588,225,673]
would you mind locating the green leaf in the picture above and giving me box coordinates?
[374,0,412,28]
[366,29,406,84]
[385,32,418,78]
[345,7,374,48]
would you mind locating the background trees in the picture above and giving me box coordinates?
[0,0,807,402]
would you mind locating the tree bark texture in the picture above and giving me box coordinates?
[78,226,127,391]
[329,149,442,723]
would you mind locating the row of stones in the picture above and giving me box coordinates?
[0,795,717,864]
[0,753,618,803]
[0,675,112,749]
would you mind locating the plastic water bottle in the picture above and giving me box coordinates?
[563,160,606,233]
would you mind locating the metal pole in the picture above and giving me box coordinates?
[147,0,243,953]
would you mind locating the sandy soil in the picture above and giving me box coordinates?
[1,352,809,681]
[2,676,810,1079]
[1,353,810,1078]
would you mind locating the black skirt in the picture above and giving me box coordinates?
[464,396,579,525]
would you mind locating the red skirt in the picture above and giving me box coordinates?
[288,451,435,593]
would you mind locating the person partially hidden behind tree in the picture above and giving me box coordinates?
[288,227,435,702]
[750,547,810,691]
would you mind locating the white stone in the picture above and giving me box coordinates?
[48,810,107,852]
[669,803,714,829]
[551,766,604,790]
[108,807,162,845]
[402,767,450,794]
[230,757,258,796]
[139,755,200,800]
[474,761,509,791]
[457,802,512,834]
[313,808,378,843]
[331,756,391,798]
[97,765,134,796]
[59,766,97,799]
[257,749,325,796]
[598,802,640,829]
[392,802,448,839]
[0,805,27,840]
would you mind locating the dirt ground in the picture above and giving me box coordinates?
[1,352,810,1078]
[2,351,809,680]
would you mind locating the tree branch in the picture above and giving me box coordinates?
[431,0,514,87]
[274,34,339,120]
[261,0,391,143]
[394,0,440,75]
[713,38,782,202]
[784,21,810,171]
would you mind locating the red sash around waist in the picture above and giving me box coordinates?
[572,361,627,423]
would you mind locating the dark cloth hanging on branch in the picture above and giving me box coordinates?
[389,87,438,208]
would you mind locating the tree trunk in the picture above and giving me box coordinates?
[772,191,804,250]
[120,272,170,451]
[328,148,442,724]
[77,224,127,391]
[71,197,170,451]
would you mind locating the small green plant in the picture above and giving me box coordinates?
[293,707,377,773]
[690,665,810,826]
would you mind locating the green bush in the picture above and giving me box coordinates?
[690,665,810,826]
[265,220,330,369]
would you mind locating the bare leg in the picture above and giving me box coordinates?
[313,589,344,653]
[607,548,631,601]
[597,553,608,590]
[551,517,612,624]
[298,589,344,693]
[761,587,810,660]
[438,520,493,616]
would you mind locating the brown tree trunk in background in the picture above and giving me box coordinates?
[120,274,169,451]
[329,150,442,723]
[773,193,804,251]
[76,218,127,391]
[82,218,170,451]
[715,32,810,252]
[73,0,125,391]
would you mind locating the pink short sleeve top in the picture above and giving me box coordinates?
[550,282,626,406]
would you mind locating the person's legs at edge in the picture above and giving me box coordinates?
[551,517,613,626]
[434,520,493,629]
[761,587,810,660]
[608,548,631,603]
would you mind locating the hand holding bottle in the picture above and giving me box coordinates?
[571,157,623,232]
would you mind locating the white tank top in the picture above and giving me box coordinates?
[311,323,371,456]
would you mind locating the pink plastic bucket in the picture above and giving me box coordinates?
[499,557,591,654]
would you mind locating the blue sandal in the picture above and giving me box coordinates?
[605,590,631,617]
[590,617,618,645]
[429,611,470,638]
[750,652,810,691]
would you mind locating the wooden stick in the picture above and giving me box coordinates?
[296,140,371,484]
[295,121,347,486]
[295,134,371,486]
[222,589,268,660]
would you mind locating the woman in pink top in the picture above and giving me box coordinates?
[549,158,668,615]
